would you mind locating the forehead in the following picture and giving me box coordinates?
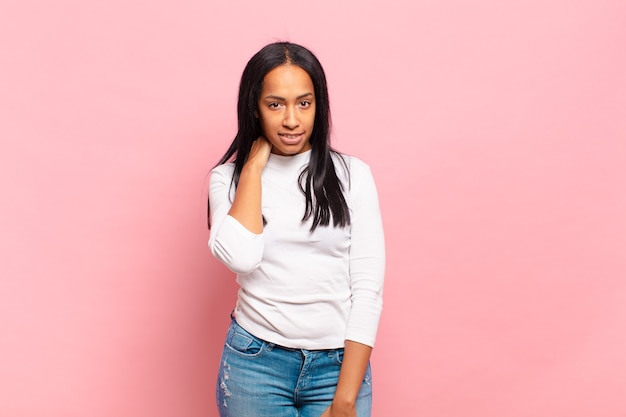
[261,65,314,95]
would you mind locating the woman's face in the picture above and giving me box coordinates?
[257,64,316,156]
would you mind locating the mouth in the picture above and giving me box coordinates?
[278,133,305,145]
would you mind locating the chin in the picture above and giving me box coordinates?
[272,142,311,156]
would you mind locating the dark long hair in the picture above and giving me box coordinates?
[209,42,350,231]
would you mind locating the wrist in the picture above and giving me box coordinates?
[241,161,265,176]
[332,395,357,410]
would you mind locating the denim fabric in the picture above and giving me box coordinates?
[216,320,372,417]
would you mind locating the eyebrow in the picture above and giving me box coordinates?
[262,93,314,101]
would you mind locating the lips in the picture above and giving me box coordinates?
[278,133,305,145]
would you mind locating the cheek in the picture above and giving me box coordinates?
[308,106,317,125]
[306,112,316,130]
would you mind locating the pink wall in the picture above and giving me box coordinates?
[1,1,625,416]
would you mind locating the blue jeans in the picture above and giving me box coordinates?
[216,319,372,417]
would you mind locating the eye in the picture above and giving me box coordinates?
[268,102,282,109]
[299,100,311,109]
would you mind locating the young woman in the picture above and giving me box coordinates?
[208,41,385,417]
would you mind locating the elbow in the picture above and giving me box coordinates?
[227,257,262,275]
[209,239,263,275]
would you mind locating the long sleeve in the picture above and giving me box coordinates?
[208,165,264,275]
[345,160,385,347]
[207,152,384,350]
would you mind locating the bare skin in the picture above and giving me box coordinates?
[226,137,271,234]
[257,64,315,156]
[320,340,372,417]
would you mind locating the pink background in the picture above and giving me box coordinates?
[1,1,625,416]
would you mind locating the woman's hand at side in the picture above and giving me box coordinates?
[227,137,272,234]
[319,340,372,417]
[319,403,356,417]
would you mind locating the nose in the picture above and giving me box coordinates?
[282,106,299,129]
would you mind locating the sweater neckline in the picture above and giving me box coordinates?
[267,149,311,170]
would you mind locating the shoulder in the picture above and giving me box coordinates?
[331,152,373,181]
[210,162,235,181]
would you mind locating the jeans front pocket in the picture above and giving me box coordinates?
[225,320,265,357]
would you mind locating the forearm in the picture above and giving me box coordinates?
[227,163,264,234]
[332,340,372,409]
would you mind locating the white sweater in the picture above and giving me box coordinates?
[208,150,385,349]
